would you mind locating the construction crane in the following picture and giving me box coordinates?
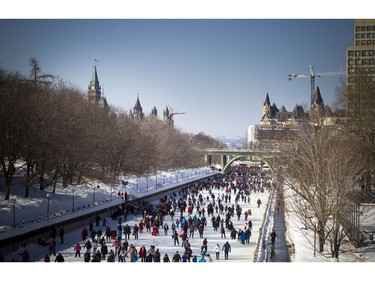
[164,106,187,126]
[288,65,346,105]
[170,111,187,120]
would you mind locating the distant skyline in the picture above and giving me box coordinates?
[0,18,355,138]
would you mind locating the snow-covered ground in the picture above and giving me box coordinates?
[0,166,374,281]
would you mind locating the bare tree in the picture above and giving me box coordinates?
[0,70,45,199]
[101,111,141,181]
[347,77,374,192]
[29,57,54,85]
[279,116,369,257]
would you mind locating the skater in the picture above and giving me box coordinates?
[201,237,208,253]
[222,241,231,260]
[18,249,30,262]
[220,225,226,239]
[257,198,262,207]
[84,239,92,255]
[163,223,169,235]
[270,229,277,244]
[55,252,65,262]
[163,253,170,262]
[74,243,82,257]
[83,251,91,262]
[128,244,137,262]
[206,253,213,262]
[81,227,88,241]
[172,230,179,246]
[44,254,50,262]
[214,243,220,260]
[59,225,64,244]
[154,248,161,262]
[49,238,56,256]
[172,251,181,262]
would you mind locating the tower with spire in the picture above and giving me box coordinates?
[261,93,279,122]
[131,94,144,119]
[309,86,333,118]
[88,66,108,109]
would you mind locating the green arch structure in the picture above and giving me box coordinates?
[221,154,275,174]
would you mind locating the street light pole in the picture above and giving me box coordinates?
[46,193,50,220]
[10,199,16,228]
[93,186,96,203]
[72,188,76,213]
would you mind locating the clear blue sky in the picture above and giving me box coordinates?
[0,8,356,138]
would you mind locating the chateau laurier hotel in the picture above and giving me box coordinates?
[253,19,375,147]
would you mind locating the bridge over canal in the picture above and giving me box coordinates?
[195,148,282,173]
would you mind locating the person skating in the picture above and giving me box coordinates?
[214,243,220,260]
[206,253,213,262]
[18,249,30,262]
[55,252,65,262]
[44,254,50,262]
[59,225,64,244]
[163,253,170,262]
[172,230,179,246]
[74,243,82,257]
[172,251,181,262]
[270,229,277,244]
[222,241,231,260]
[154,248,161,262]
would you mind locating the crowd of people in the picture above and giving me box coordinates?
[7,164,274,262]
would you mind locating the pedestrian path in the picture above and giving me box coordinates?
[268,188,289,262]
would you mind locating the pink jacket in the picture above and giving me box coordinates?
[74,244,81,252]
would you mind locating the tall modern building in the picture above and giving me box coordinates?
[346,19,375,85]
[346,19,375,117]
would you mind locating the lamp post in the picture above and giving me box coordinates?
[10,199,16,228]
[72,188,76,213]
[46,193,50,220]
[93,186,98,203]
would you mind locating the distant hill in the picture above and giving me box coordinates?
[216,135,246,149]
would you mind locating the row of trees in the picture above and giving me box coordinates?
[0,61,222,200]
[278,76,374,258]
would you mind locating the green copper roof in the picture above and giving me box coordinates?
[90,66,99,87]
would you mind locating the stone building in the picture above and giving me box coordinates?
[254,87,335,147]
